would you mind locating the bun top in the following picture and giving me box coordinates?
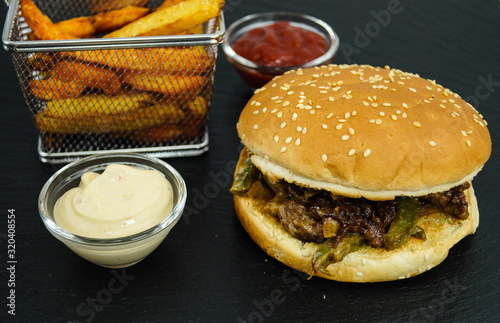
[237,64,491,200]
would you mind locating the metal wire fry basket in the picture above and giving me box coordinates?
[2,0,225,163]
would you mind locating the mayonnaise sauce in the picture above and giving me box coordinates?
[54,164,173,239]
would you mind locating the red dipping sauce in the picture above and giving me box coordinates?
[232,21,327,67]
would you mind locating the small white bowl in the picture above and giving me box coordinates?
[38,153,187,268]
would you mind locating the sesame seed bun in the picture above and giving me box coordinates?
[237,64,491,200]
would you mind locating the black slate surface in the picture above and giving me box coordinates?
[0,0,499,322]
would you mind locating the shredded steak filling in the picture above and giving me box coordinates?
[251,173,470,247]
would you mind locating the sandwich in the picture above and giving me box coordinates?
[230,64,491,282]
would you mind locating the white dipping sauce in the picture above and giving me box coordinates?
[54,164,173,239]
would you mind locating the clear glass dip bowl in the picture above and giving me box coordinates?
[38,153,187,268]
[222,11,340,89]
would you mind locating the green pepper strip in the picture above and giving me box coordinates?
[312,233,364,275]
[230,155,259,195]
[384,197,420,249]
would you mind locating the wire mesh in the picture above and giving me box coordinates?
[3,0,224,163]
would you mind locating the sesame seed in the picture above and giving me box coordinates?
[262,107,267,113]
[402,113,408,118]
[369,119,375,124]
[274,135,279,143]
[320,90,328,94]
[352,110,357,116]
[250,100,256,105]
[253,124,258,129]
[310,110,316,114]
[322,154,328,162]
[440,104,446,109]
[383,103,391,107]
[454,104,461,109]
[329,96,335,101]
[391,115,398,120]
[302,127,307,134]
[280,122,286,129]
[362,101,369,106]
[379,111,386,117]
[297,126,302,132]
[271,109,278,113]
[336,124,343,130]
[376,119,382,124]
[368,96,374,102]
[413,121,421,128]
[402,103,408,108]
[285,137,292,144]
[322,124,328,129]
[255,102,261,106]
[295,138,301,146]
[253,110,259,114]
[426,86,433,90]
[316,105,322,109]
[364,149,371,157]
[345,112,351,118]
[356,272,364,278]
[327,113,334,119]
[349,127,355,135]
[371,103,379,108]
[282,101,290,107]
[348,149,356,156]
[287,91,294,95]
[466,140,472,147]
[429,141,437,147]
[280,147,287,153]
[342,135,350,140]
[332,86,341,91]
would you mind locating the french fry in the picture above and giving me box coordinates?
[21,0,76,40]
[41,92,151,118]
[157,0,187,10]
[90,0,149,13]
[122,70,207,97]
[29,78,85,101]
[135,124,202,143]
[103,0,224,37]
[52,60,122,95]
[34,93,169,134]
[92,6,151,34]
[54,17,95,38]
[184,96,208,120]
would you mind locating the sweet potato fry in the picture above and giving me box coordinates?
[54,17,95,38]
[123,70,207,97]
[21,0,77,40]
[29,78,85,101]
[103,0,224,37]
[92,6,151,34]
[52,60,122,95]
[69,46,211,76]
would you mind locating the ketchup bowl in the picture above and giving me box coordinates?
[222,12,340,89]
[38,153,187,268]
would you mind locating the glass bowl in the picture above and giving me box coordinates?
[38,153,187,268]
[222,11,340,89]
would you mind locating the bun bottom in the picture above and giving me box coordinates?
[233,187,479,282]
